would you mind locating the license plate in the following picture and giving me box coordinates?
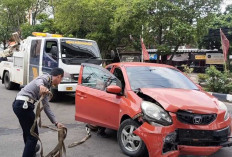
[66,87,73,90]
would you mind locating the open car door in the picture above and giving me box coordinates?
[75,63,122,130]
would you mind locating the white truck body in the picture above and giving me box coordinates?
[0,35,102,94]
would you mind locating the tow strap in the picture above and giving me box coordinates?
[30,93,67,157]
[68,125,91,148]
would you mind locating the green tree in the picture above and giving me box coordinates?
[54,0,116,56]
[20,13,57,39]
[0,0,33,48]
[145,0,221,63]
[109,0,222,63]
[200,4,232,50]
[30,0,50,25]
[0,5,11,49]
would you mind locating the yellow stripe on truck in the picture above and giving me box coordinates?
[32,67,38,79]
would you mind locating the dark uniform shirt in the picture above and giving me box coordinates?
[17,74,57,123]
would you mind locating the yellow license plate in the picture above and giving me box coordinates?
[66,87,73,90]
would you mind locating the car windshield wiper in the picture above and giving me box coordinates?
[85,56,100,61]
[73,56,87,58]
[67,56,87,61]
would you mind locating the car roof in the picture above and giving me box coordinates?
[108,62,174,68]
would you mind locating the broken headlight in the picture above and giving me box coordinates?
[141,101,172,126]
[218,101,229,120]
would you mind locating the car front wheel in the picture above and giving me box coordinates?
[117,119,147,157]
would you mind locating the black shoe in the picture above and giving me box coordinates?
[35,144,40,153]
[97,127,108,138]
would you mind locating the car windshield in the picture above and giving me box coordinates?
[126,66,198,91]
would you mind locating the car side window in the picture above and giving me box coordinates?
[82,66,121,91]
[113,68,125,94]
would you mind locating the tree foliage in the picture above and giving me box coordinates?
[53,0,222,59]
[54,0,116,56]
[0,0,33,48]
[0,0,227,60]
[200,4,232,50]
[30,0,50,25]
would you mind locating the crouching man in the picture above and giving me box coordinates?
[13,68,65,157]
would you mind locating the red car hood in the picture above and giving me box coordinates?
[140,88,219,114]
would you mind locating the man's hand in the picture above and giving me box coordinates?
[40,85,49,95]
[56,122,65,129]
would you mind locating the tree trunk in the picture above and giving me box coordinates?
[156,53,160,63]
[167,45,179,65]
[156,25,162,63]
[3,40,7,50]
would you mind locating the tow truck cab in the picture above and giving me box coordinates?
[0,32,102,100]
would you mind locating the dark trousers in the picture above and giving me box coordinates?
[13,100,38,157]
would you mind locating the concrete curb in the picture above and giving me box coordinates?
[208,92,232,102]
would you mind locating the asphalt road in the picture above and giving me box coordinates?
[0,83,231,157]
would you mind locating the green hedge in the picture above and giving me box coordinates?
[198,66,232,94]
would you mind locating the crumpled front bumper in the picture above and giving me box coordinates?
[133,117,232,157]
[134,122,179,157]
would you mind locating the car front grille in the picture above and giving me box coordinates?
[177,127,230,146]
[176,110,217,125]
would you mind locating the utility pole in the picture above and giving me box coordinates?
[141,25,144,62]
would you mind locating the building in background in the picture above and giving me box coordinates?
[147,48,224,73]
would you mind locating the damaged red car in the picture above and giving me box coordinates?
[75,62,232,157]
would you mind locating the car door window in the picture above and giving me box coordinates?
[81,65,121,91]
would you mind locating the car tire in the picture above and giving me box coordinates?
[4,71,15,90]
[117,119,147,157]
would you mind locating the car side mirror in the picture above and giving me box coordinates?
[106,85,121,94]
[196,84,203,91]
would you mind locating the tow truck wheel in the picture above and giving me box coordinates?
[14,83,20,90]
[117,119,147,157]
[4,71,14,90]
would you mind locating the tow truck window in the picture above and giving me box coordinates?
[44,41,58,61]
[30,40,41,65]
[42,40,58,74]
[29,40,41,81]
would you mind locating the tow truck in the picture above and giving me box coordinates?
[0,32,102,101]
